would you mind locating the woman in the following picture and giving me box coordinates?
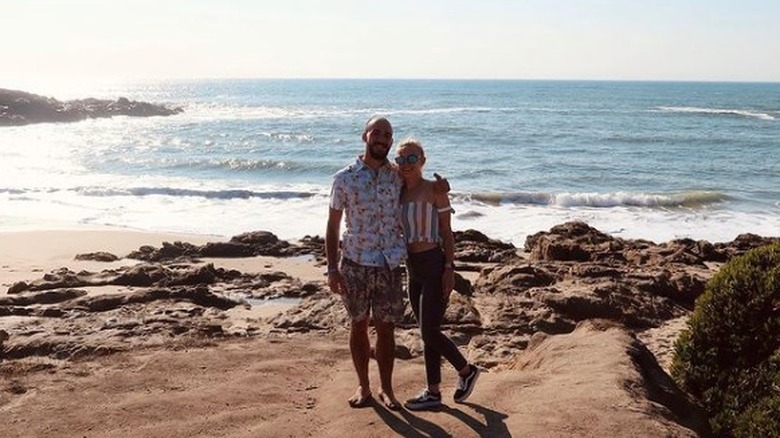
[395,138,480,411]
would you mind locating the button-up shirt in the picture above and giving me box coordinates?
[329,156,406,269]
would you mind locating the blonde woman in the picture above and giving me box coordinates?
[395,138,480,410]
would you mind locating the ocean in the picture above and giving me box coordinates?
[1,79,779,246]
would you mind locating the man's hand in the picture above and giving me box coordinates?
[328,269,347,296]
[433,173,451,194]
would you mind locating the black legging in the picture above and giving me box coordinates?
[407,247,467,386]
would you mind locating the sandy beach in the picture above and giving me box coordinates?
[4,223,768,437]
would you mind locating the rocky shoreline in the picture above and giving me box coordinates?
[3,222,779,436]
[0,88,182,126]
[2,221,777,365]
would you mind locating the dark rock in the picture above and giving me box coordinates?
[394,344,413,360]
[127,241,200,262]
[7,281,29,294]
[475,264,557,295]
[171,286,239,310]
[40,308,65,318]
[297,235,326,261]
[2,339,120,360]
[166,264,218,286]
[74,252,119,262]
[0,88,182,126]
[454,229,517,263]
[230,231,280,246]
[260,272,291,283]
[0,88,183,127]
[453,272,472,296]
[126,232,309,262]
[714,233,780,259]
[199,242,255,258]
[301,282,322,295]
[0,289,87,306]
[114,265,169,287]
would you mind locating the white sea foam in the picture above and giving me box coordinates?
[2,187,778,247]
[385,107,505,115]
[464,191,727,208]
[178,102,346,121]
[655,106,776,121]
[178,103,523,121]
[450,202,780,246]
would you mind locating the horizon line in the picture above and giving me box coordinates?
[3,75,780,85]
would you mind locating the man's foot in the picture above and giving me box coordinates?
[404,389,442,411]
[378,390,401,411]
[454,364,480,403]
[348,387,373,408]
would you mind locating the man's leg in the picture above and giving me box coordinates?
[374,319,399,409]
[348,316,372,406]
[372,264,404,410]
[340,259,373,407]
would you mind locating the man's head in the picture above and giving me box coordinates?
[362,116,393,161]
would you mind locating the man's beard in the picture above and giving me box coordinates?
[368,144,389,160]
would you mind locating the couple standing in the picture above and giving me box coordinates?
[325,116,480,411]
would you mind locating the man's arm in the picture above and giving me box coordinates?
[326,207,346,295]
[433,173,451,194]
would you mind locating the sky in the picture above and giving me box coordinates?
[2,0,780,83]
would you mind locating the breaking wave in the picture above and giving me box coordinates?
[461,190,729,208]
[655,106,776,121]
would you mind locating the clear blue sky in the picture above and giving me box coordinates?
[3,0,779,82]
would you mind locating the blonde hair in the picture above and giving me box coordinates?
[397,138,425,157]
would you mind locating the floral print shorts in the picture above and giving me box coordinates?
[340,258,405,324]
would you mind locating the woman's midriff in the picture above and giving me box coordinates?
[407,241,439,254]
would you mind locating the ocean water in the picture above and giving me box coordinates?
[1,79,779,246]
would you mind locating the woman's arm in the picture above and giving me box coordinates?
[435,189,456,300]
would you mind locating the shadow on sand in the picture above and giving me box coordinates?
[371,400,510,437]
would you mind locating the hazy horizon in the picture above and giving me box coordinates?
[3,0,780,91]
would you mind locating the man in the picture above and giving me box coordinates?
[326,116,406,410]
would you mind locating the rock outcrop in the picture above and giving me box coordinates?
[500,320,710,436]
[3,221,779,367]
[0,88,183,126]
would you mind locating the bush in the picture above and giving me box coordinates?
[671,244,780,437]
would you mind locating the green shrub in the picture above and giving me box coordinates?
[671,244,780,437]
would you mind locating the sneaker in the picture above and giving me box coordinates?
[404,389,442,411]
[453,364,480,403]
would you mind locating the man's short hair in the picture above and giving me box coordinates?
[365,115,390,131]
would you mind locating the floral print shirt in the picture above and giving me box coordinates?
[329,156,406,269]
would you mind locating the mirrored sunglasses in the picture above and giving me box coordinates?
[394,154,419,165]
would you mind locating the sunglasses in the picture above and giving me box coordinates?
[394,154,420,165]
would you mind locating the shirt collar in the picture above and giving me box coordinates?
[355,155,392,173]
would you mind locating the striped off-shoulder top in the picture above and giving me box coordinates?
[401,201,453,244]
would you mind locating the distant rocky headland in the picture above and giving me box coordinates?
[0,88,183,126]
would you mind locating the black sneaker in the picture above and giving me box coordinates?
[404,389,442,411]
[453,364,480,403]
